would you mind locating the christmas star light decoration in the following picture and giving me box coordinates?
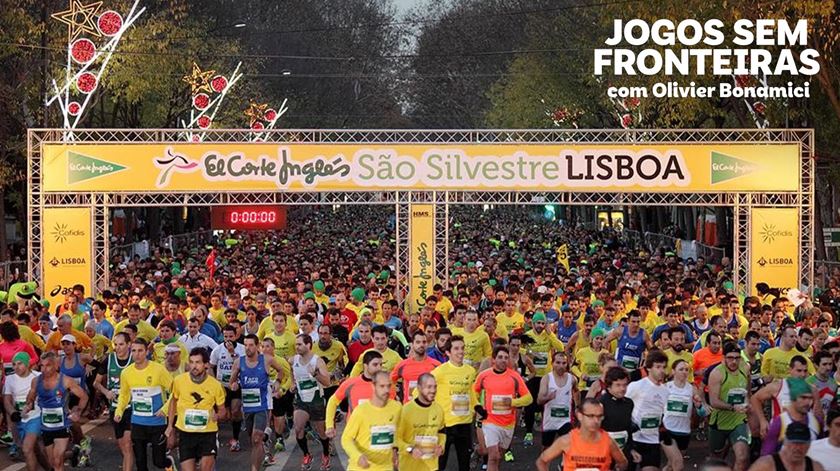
[183,63,215,95]
[244,101,269,126]
[52,0,103,41]
[47,0,146,137]
[180,62,243,142]
[245,98,290,141]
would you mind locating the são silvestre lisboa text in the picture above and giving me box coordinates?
[595,19,819,99]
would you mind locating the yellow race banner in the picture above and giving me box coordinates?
[409,204,435,314]
[42,143,801,193]
[556,244,570,272]
[42,207,93,309]
[750,207,800,294]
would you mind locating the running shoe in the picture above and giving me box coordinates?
[504,450,514,462]
[80,436,92,451]
[264,453,276,466]
[320,454,331,470]
[229,439,241,452]
[523,432,534,446]
[165,453,178,471]
[301,453,313,470]
[9,444,19,460]
[0,431,13,446]
[275,437,286,452]
[71,445,81,467]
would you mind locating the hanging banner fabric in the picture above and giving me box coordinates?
[42,207,93,309]
[750,207,800,293]
[409,204,435,315]
[42,143,801,193]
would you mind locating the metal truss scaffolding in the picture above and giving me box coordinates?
[28,128,814,297]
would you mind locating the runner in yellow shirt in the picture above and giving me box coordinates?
[166,347,227,471]
[341,371,402,471]
[462,311,492,369]
[397,373,446,471]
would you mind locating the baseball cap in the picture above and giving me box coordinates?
[61,334,76,343]
[787,377,812,401]
[784,421,812,443]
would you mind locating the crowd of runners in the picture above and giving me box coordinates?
[0,206,839,471]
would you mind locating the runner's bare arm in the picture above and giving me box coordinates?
[535,433,570,471]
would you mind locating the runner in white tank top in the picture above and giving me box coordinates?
[537,353,577,449]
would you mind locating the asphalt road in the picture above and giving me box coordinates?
[0,414,720,471]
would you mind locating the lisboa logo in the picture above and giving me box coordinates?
[154,146,200,188]
[759,223,793,244]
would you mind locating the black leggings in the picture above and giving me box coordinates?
[131,424,171,471]
[523,376,542,433]
[439,423,472,471]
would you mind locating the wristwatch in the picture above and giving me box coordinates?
[406,446,414,454]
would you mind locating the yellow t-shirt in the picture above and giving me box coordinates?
[397,400,446,471]
[350,348,402,377]
[264,330,297,360]
[431,362,477,427]
[461,329,492,369]
[269,355,292,395]
[760,347,815,380]
[342,399,402,471]
[171,373,225,433]
[495,312,524,338]
[257,315,299,341]
[90,334,112,360]
[524,330,564,377]
[313,341,347,386]
[114,319,159,343]
[572,347,607,391]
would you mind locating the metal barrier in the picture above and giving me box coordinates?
[0,261,29,291]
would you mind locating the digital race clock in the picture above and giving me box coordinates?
[210,206,286,230]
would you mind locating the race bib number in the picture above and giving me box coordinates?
[550,406,570,418]
[369,425,395,450]
[41,407,64,429]
[727,388,747,406]
[491,395,512,415]
[408,380,418,396]
[533,352,548,368]
[242,388,262,408]
[608,430,628,447]
[221,371,231,383]
[640,415,661,429]
[415,435,438,459]
[130,387,160,417]
[621,356,640,369]
[3,362,13,377]
[666,399,690,417]
[184,409,209,431]
[451,394,470,416]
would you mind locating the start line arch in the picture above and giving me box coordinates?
[27,128,814,311]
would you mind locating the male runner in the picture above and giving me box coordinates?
[341,371,402,471]
[94,332,134,471]
[432,335,477,471]
[291,334,332,470]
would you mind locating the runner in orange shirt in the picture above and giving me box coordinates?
[325,349,394,437]
[474,345,533,471]
[391,330,441,403]
[694,331,724,387]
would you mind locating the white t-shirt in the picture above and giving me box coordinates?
[2,371,42,422]
[210,343,245,384]
[662,380,693,434]
[626,377,668,444]
[808,438,840,471]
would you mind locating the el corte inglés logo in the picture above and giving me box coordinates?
[711,151,759,184]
